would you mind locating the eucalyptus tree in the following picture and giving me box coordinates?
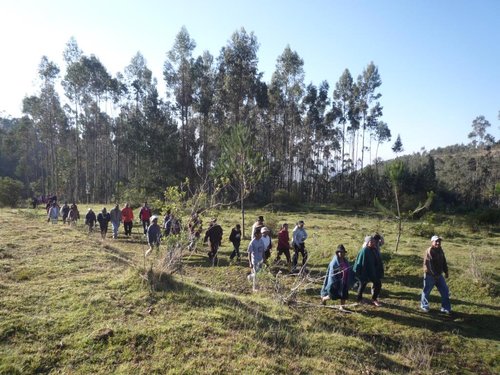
[356,62,383,169]
[468,115,494,147]
[215,28,261,128]
[62,38,86,201]
[164,26,197,175]
[192,50,216,177]
[269,45,305,190]
[392,134,404,155]
[22,56,67,196]
[332,69,357,191]
[372,121,391,170]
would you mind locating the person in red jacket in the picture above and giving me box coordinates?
[139,202,152,235]
[275,223,291,265]
[121,203,134,236]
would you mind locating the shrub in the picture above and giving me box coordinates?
[0,177,24,207]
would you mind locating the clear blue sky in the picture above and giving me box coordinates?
[1,0,499,161]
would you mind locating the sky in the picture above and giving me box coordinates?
[1,0,499,161]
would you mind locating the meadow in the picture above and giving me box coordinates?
[0,206,498,374]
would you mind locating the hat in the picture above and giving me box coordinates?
[151,215,158,221]
[431,235,441,242]
[364,235,374,243]
[258,216,264,221]
[336,244,347,253]
[298,220,304,225]
[260,227,270,233]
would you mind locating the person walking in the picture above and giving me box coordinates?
[121,203,134,237]
[420,235,451,314]
[353,235,384,306]
[251,215,265,240]
[247,228,266,292]
[261,227,272,263]
[229,224,242,262]
[85,208,97,233]
[321,245,351,310]
[47,202,59,224]
[203,218,223,266]
[97,207,111,240]
[109,204,122,239]
[275,223,291,265]
[145,216,162,256]
[61,202,70,224]
[292,220,308,272]
[139,202,152,235]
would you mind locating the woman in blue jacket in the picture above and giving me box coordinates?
[321,244,351,310]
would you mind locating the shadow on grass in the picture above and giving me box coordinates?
[367,296,500,341]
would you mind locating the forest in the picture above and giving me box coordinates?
[0,27,498,212]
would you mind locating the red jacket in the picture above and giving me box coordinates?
[277,229,290,250]
[139,206,151,221]
[121,207,134,222]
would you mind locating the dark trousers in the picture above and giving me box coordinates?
[230,243,241,259]
[276,247,291,263]
[124,221,133,236]
[292,243,308,268]
[357,279,382,301]
[142,220,150,234]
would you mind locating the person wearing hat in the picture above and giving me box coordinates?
[321,244,351,310]
[353,235,384,306]
[146,215,162,255]
[251,215,265,240]
[260,227,272,263]
[203,218,223,265]
[292,220,308,272]
[420,235,451,314]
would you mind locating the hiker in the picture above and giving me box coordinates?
[321,245,351,310]
[110,204,122,239]
[353,235,384,307]
[121,203,134,237]
[61,202,70,224]
[420,235,451,314]
[229,224,242,261]
[261,227,272,262]
[275,223,291,265]
[97,207,111,239]
[70,203,80,223]
[67,205,78,226]
[247,228,266,292]
[85,208,97,233]
[47,202,59,224]
[139,202,152,235]
[292,220,308,271]
[187,211,202,251]
[145,215,162,256]
[251,215,265,240]
[163,210,172,236]
[203,218,223,265]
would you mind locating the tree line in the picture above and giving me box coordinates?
[0,27,498,211]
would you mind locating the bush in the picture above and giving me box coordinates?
[272,189,300,206]
[0,177,24,207]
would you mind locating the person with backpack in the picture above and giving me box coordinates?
[204,218,223,265]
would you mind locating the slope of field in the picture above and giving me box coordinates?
[0,208,498,374]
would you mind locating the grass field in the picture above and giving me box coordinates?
[0,206,498,374]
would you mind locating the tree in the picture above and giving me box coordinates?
[212,124,266,237]
[468,115,494,147]
[391,134,403,155]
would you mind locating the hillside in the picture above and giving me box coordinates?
[0,208,499,374]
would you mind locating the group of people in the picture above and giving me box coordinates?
[319,234,451,314]
[46,205,452,313]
